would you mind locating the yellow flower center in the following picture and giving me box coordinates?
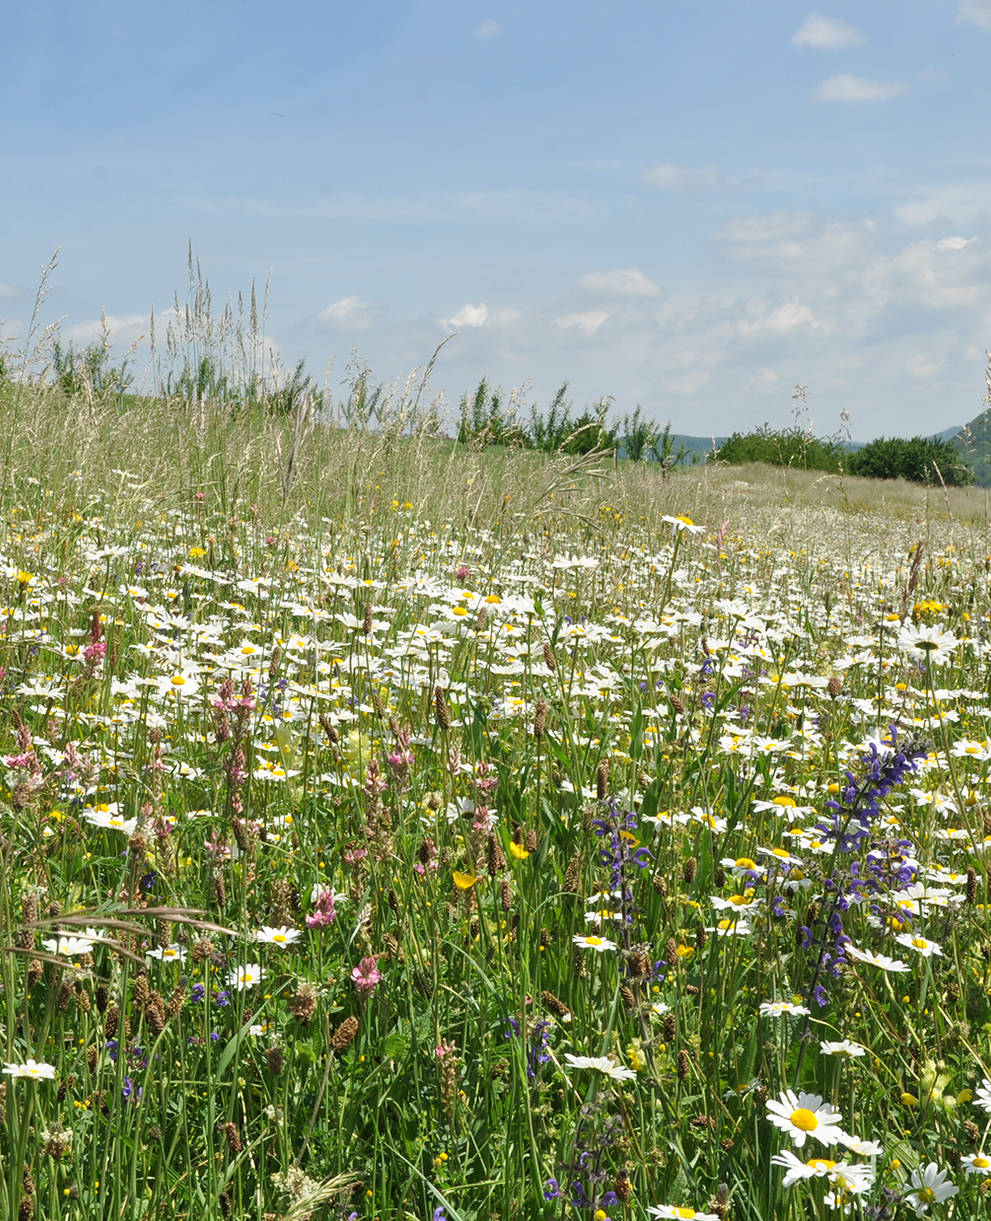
[790,1108,819,1132]
[673,1210,696,1220]
[911,937,928,949]
[808,1158,836,1172]
[773,795,796,807]
[975,1157,991,1169]
[917,1188,935,1203]
[735,857,757,870]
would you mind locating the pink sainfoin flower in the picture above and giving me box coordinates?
[351,956,383,994]
[474,761,498,796]
[306,886,339,928]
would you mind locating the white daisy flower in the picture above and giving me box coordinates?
[705,918,752,937]
[905,1162,957,1214]
[572,934,618,953]
[897,624,959,667]
[254,925,302,948]
[228,962,264,990]
[819,1039,867,1058]
[972,1078,991,1113]
[759,1000,811,1017]
[838,1134,884,1156]
[765,1090,845,1148]
[562,1054,636,1081]
[844,944,910,973]
[2,1059,57,1080]
[647,1205,719,1220]
[145,943,186,964]
[40,934,96,957]
[962,1152,991,1176]
[894,933,943,958]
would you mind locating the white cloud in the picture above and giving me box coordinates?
[875,237,991,310]
[579,268,660,297]
[473,18,501,40]
[935,235,977,251]
[443,303,488,329]
[791,14,865,49]
[318,295,371,329]
[748,367,781,389]
[814,74,905,102]
[957,1,991,31]
[739,302,825,336]
[642,163,722,190]
[0,283,17,299]
[895,185,991,227]
[64,313,148,346]
[554,310,609,336]
[717,214,878,280]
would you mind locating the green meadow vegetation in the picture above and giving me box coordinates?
[7,262,991,1220]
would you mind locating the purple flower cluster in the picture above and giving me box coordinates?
[796,727,929,1052]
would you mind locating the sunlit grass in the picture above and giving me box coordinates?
[4,353,991,1221]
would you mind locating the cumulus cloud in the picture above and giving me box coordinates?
[0,283,17,299]
[748,367,781,388]
[895,186,991,227]
[876,237,990,310]
[935,235,977,252]
[814,74,904,102]
[957,0,991,30]
[716,213,878,279]
[739,302,826,336]
[64,313,148,346]
[579,269,660,297]
[791,14,865,48]
[643,163,722,190]
[318,296,371,329]
[473,18,501,39]
[442,303,489,329]
[554,310,609,336]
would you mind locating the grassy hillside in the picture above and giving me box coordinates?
[4,374,991,1218]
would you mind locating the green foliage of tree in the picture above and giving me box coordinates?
[709,424,845,473]
[528,383,575,452]
[52,339,134,405]
[848,436,974,486]
[619,405,661,462]
[457,378,527,447]
[560,399,618,455]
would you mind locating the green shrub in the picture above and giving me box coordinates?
[848,436,974,486]
[457,378,528,447]
[710,424,845,472]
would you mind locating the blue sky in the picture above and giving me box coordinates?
[3,1,991,439]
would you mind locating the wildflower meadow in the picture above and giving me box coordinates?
[7,306,991,1219]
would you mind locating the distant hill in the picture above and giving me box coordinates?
[951,408,991,486]
[669,434,726,462]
